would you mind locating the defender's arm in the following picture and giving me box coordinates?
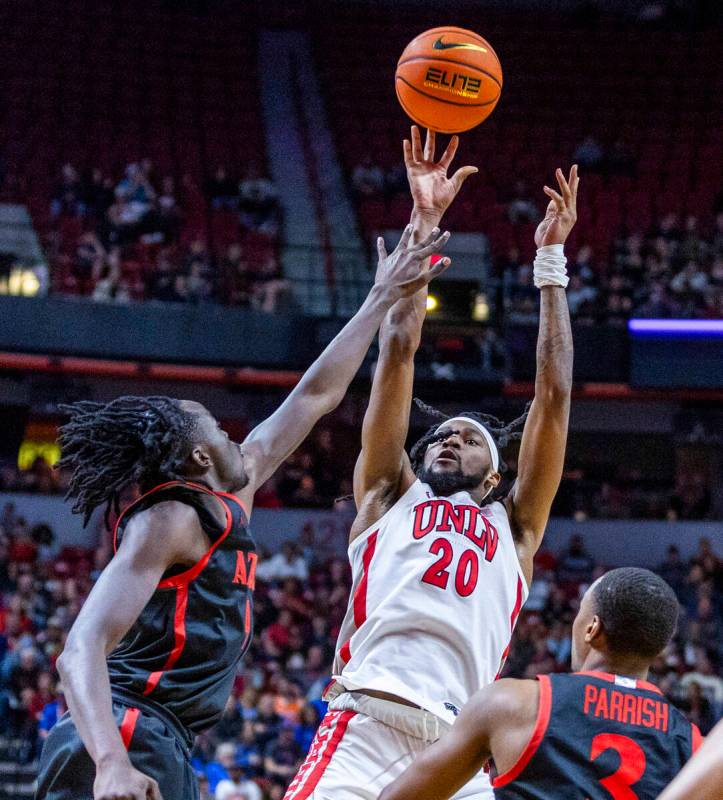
[239,225,451,503]
[506,166,578,585]
[380,680,536,800]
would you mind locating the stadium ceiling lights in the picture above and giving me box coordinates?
[628,319,723,336]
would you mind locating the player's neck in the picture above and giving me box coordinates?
[580,652,650,682]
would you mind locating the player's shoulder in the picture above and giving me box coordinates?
[468,678,539,727]
[120,499,205,560]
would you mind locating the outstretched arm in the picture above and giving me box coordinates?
[351,128,477,538]
[506,166,578,585]
[238,225,452,502]
[380,680,537,800]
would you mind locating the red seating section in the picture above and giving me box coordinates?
[0,0,270,297]
[315,10,722,258]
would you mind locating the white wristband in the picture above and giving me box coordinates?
[533,244,569,289]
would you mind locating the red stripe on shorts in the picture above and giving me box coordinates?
[119,707,140,750]
[283,710,355,800]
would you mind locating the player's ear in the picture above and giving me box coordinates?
[483,470,501,496]
[189,445,212,470]
[586,614,603,644]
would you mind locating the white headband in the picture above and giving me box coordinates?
[435,416,500,473]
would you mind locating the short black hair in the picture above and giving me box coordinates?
[592,568,679,659]
[58,396,199,526]
[409,398,530,475]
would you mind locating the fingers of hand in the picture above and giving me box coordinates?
[411,126,423,161]
[555,167,573,204]
[439,135,459,169]
[376,235,388,261]
[418,230,450,259]
[543,185,565,212]
[431,256,452,277]
[423,129,436,161]
[403,139,413,166]
[570,163,580,204]
[398,223,413,251]
[416,226,441,250]
[450,165,478,192]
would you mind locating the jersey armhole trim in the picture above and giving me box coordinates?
[113,480,235,589]
[112,480,186,554]
[691,722,703,753]
[157,489,233,589]
[212,490,250,520]
[348,478,422,556]
[491,675,552,788]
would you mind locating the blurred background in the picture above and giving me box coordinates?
[0,0,721,797]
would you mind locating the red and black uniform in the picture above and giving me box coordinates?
[36,481,256,800]
[492,671,702,800]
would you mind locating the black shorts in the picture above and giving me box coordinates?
[35,692,198,800]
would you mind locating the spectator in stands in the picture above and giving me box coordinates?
[573,135,604,171]
[669,471,711,519]
[147,252,179,302]
[557,534,595,587]
[152,176,182,243]
[83,168,115,218]
[250,254,290,313]
[222,243,253,306]
[92,256,131,304]
[51,164,85,217]
[659,545,688,596]
[238,166,280,236]
[263,722,302,786]
[115,162,156,211]
[256,542,309,583]
[215,760,262,800]
[207,166,240,209]
[475,327,510,377]
[352,156,385,197]
[506,179,539,223]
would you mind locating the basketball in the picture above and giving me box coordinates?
[395,26,503,133]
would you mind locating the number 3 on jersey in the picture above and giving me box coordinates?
[590,733,646,800]
[421,537,479,597]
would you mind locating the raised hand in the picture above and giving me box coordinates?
[535,165,579,247]
[375,224,452,300]
[404,126,478,219]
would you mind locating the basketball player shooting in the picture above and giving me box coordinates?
[380,568,703,800]
[284,127,578,800]
[34,223,453,800]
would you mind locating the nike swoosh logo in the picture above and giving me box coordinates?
[433,36,488,54]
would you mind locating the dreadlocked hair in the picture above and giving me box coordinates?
[58,396,199,527]
[409,398,530,476]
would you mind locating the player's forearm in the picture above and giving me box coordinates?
[658,719,722,800]
[380,207,441,349]
[534,286,573,402]
[57,641,130,767]
[292,283,400,413]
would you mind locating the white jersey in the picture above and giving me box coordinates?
[327,479,528,726]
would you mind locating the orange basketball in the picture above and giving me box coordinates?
[395,26,503,134]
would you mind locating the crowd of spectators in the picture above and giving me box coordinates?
[44,160,288,311]
[2,428,719,522]
[0,497,720,798]
[351,147,723,325]
[503,211,723,323]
